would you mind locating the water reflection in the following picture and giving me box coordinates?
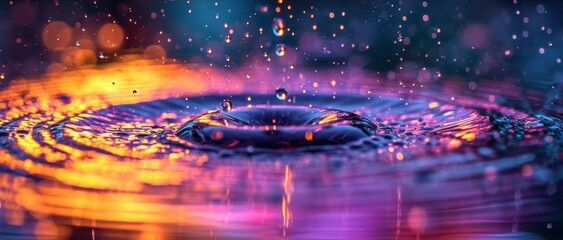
[0,59,560,239]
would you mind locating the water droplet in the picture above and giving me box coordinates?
[275,88,288,100]
[132,90,137,94]
[75,41,80,46]
[98,52,105,59]
[273,18,285,37]
[220,99,233,112]
[275,44,287,56]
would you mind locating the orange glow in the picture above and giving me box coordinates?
[317,112,339,125]
[305,131,313,141]
[0,48,292,236]
[282,165,293,236]
[97,23,125,51]
[428,101,439,109]
[42,21,72,51]
[461,132,475,141]
[448,139,462,148]
[61,48,97,67]
[211,130,224,140]
[396,152,404,161]
[521,164,534,177]
[35,220,62,240]
[143,45,167,59]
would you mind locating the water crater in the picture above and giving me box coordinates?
[176,105,378,149]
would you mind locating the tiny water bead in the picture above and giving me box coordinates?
[276,88,288,100]
[220,99,233,112]
[273,18,285,37]
[176,105,378,149]
[275,44,287,56]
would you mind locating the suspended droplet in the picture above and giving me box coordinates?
[275,44,286,56]
[272,18,285,37]
[275,88,288,100]
[220,99,233,112]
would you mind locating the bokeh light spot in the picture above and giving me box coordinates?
[97,23,125,51]
[42,21,72,51]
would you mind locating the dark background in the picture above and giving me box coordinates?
[0,0,561,88]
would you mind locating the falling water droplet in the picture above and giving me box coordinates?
[273,18,285,37]
[75,41,80,46]
[275,88,288,100]
[539,48,545,54]
[275,44,287,56]
[98,52,105,59]
[220,99,233,112]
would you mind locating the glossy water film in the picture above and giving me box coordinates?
[0,1,561,240]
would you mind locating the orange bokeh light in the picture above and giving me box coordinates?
[143,45,167,59]
[97,23,125,51]
[42,21,72,51]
